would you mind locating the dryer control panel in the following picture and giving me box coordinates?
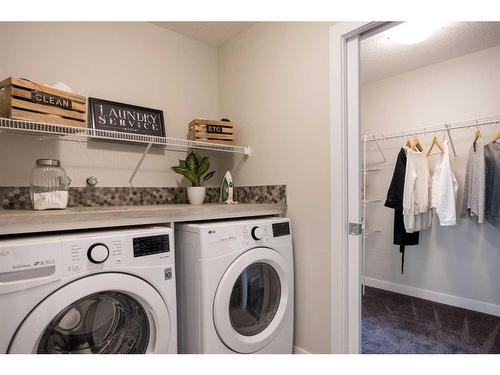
[194,218,292,259]
[205,224,270,245]
[204,221,290,244]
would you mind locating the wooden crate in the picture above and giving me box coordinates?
[188,118,235,144]
[0,77,87,128]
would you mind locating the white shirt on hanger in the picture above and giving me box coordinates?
[403,147,432,233]
[431,140,458,226]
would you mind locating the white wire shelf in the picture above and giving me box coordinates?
[362,167,382,173]
[364,114,500,143]
[363,199,382,205]
[0,117,252,156]
[364,229,382,237]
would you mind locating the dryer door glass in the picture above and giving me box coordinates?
[37,291,149,354]
[229,262,281,336]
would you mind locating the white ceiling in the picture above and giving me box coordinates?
[152,22,256,47]
[361,22,500,83]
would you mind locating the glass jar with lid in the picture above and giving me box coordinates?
[30,159,71,210]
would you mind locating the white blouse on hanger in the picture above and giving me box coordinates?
[403,147,432,233]
[431,140,458,226]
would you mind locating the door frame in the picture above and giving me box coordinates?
[329,21,395,354]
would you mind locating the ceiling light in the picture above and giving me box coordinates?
[383,22,446,45]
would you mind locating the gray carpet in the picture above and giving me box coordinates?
[362,286,500,354]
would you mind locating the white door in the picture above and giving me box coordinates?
[213,247,291,353]
[345,34,363,353]
[330,29,363,354]
[9,273,171,354]
[330,22,395,354]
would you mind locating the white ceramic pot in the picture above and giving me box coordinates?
[187,186,206,205]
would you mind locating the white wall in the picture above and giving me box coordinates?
[362,46,500,310]
[219,22,332,353]
[0,21,334,353]
[0,22,231,187]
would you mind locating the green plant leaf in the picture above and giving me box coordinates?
[171,166,187,176]
[195,152,203,167]
[198,156,210,176]
[178,160,187,168]
[186,152,197,171]
[185,171,199,185]
[203,170,216,182]
[172,166,197,185]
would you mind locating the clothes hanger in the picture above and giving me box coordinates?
[474,129,481,141]
[426,135,445,157]
[442,123,457,157]
[405,136,422,152]
[473,120,481,151]
[493,130,500,143]
[412,138,423,152]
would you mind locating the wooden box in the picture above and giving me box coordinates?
[188,118,235,144]
[0,77,87,128]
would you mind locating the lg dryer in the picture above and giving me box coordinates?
[176,217,294,354]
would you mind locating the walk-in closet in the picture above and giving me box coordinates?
[360,22,500,353]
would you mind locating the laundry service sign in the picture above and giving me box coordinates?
[88,97,166,138]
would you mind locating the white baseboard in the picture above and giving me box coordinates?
[364,277,500,317]
[293,345,311,354]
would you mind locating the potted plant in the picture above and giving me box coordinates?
[171,152,215,205]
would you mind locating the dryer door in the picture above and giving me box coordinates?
[8,273,171,354]
[213,247,291,353]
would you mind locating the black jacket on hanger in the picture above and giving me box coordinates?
[384,148,419,273]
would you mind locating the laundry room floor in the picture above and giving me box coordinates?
[362,286,500,354]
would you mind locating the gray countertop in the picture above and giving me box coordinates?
[0,203,287,236]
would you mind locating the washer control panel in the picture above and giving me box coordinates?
[62,228,173,275]
[64,239,124,274]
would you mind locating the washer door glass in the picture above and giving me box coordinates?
[37,291,149,354]
[229,262,281,336]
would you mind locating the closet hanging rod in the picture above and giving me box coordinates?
[364,115,500,142]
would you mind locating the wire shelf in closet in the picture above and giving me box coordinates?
[364,229,382,237]
[363,115,500,143]
[363,199,382,205]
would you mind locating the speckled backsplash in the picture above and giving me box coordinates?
[0,185,286,209]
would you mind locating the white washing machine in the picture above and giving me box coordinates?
[0,226,177,354]
[175,217,294,354]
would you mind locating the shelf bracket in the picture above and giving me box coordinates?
[244,146,252,158]
[129,142,153,187]
[374,140,386,163]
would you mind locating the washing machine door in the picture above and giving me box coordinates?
[8,273,171,354]
[213,247,291,353]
